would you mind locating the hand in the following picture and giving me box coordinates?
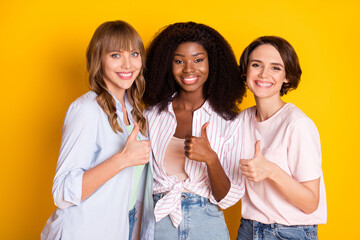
[184,122,218,165]
[240,140,274,182]
[121,122,151,167]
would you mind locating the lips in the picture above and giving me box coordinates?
[255,80,273,88]
[117,72,133,80]
[181,75,198,84]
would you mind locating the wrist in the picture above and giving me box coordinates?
[113,151,129,170]
[267,161,280,181]
[206,151,219,167]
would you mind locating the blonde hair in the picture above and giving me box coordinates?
[86,20,146,136]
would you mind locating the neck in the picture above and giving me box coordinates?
[254,95,286,122]
[111,89,126,106]
[174,90,206,112]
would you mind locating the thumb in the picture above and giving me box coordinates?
[254,140,261,157]
[201,122,209,139]
[128,122,140,141]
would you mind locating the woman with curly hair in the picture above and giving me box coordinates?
[237,36,327,239]
[41,20,154,240]
[143,22,246,239]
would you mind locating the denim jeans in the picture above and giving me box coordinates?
[237,218,318,240]
[128,207,137,240]
[153,192,230,240]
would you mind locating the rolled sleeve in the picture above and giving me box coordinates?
[63,169,85,206]
[209,118,245,209]
[52,100,97,209]
[210,180,245,209]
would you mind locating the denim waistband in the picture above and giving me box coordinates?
[242,218,318,229]
[153,192,210,207]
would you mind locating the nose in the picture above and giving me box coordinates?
[121,55,131,69]
[258,67,269,78]
[183,62,195,73]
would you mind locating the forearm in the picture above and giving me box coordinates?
[206,155,231,202]
[81,152,128,201]
[268,164,320,214]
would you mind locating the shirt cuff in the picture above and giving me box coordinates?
[209,180,244,209]
[63,169,85,206]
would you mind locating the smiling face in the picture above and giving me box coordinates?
[172,42,209,96]
[101,49,142,99]
[246,44,288,101]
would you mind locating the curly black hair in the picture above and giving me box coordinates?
[143,22,246,120]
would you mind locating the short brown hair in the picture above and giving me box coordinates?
[239,36,302,96]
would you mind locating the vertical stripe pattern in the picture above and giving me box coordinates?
[145,101,245,228]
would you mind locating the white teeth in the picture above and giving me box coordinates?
[183,77,197,82]
[256,81,272,87]
[118,72,132,77]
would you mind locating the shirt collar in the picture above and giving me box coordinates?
[166,95,214,117]
[107,90,132,112]
[201,100,214,116]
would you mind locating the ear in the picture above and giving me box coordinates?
[283,78,289,83]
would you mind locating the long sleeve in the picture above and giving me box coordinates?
[52,100,97,209]
[208,117,245,209]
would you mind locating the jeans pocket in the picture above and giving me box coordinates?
[205,203,223,217]
[276,226,318,240]
[153,193,163,207]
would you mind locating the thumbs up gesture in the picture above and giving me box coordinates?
[240,140,274,182]
[122,122,151,167]
[184,122,218,164]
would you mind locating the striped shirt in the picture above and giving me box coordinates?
[145,100,245,228]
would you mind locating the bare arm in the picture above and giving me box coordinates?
[81,122,150,201]
[184,123,230,202]
[240,140,320,214]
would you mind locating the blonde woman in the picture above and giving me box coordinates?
[41,20,154,240]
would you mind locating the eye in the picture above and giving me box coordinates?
[111,53,120,58]
[272,66,282,71]
[174,59,183,64]
[131,52,140,57]
[251,63,260,68]
[194,58,204,63]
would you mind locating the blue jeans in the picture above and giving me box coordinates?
[153,192,230,240]
[128,207,137,240]
[237,218,318,240]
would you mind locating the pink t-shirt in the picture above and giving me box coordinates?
[240,103,327,225]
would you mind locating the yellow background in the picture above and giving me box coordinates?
[1,0,359,239]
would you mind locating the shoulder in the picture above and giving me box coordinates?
[67,91,102,115]
[64,91,102,125]
[283,103,308,120]
[209,106,243,140]
[282,103,316,127]
[281,104,319,140]
[69,91,99,111]
[239,106,256,122]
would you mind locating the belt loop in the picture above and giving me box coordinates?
[201,196,205,207]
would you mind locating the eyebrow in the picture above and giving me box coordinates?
[250,59,284,67]
[108,49,138,52]
[174,53,205,57]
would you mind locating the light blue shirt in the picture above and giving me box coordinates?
[41,91,154,240]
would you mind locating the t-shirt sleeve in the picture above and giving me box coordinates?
[52,101,97,209]
[287,117,322,182]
